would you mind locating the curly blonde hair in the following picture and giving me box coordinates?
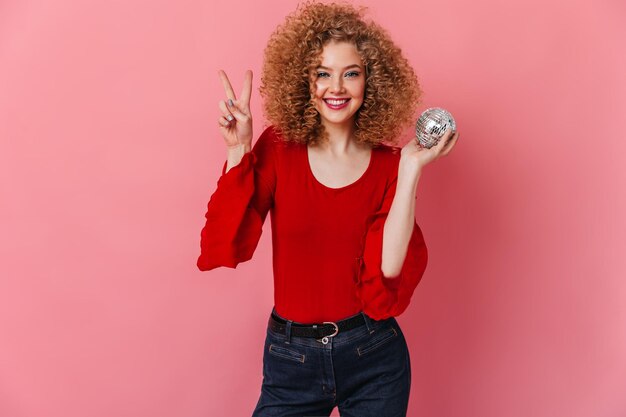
[260,1,422,147]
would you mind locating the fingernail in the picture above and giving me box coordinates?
[228,99,233,107]
[226,114,234,122]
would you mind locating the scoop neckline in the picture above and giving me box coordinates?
[305,144,375,191]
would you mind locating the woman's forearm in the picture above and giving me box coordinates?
[381,158,421,278]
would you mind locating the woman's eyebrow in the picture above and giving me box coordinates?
[316,64,363,70]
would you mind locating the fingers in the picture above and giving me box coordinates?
[218,70,237,100]
[440,131,459,157]
[433,128,453,153]
[218,98,250,130]
[218,100,235,124]
[240,70,253,105]
[225,99,249,123]
[218,115,232,128]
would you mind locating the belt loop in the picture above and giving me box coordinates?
[285,320,293,344]
[361,311,376,334]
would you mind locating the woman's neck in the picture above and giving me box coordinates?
[317,122,358,155]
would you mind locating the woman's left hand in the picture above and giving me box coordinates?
[400,128,460,175]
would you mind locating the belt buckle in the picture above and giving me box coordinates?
[317,321,339,345]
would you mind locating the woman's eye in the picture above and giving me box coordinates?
[345,71,361,78]
[317,72,330,78]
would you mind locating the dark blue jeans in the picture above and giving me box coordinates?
[252,308,411,417]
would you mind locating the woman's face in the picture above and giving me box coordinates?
[311,41,365,131]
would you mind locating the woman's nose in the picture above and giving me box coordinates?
[330,76,345,93]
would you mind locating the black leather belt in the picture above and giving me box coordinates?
[269,311,367,339]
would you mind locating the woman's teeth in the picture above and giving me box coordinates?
[323,98,351,110]
[325,99,349,105]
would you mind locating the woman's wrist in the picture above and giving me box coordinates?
[397,156,421,191]
[225,143,252,173]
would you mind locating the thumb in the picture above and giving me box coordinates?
[227,99,248,121]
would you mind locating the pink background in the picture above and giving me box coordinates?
[1,0,625,416]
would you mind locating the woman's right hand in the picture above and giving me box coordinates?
[218,69,253,150]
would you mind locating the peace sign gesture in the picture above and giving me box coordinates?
[217,69,253,150]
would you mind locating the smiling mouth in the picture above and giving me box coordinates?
[323,98,351,110]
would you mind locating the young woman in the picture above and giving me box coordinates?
[198,2,459,416]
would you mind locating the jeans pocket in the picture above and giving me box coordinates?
[356,326,398,357]
[268,343,306,363]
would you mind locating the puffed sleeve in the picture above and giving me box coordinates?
[196,127,277,271]
[354,175,428,320]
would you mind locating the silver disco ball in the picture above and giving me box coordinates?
[415,108,457,149]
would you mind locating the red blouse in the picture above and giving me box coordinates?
[197,126,428,323]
